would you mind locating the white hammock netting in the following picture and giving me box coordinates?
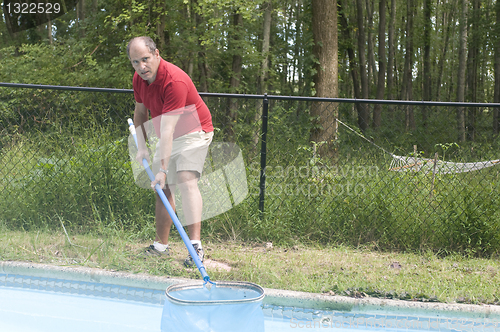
[336,119,500,175]
[389,156,500,174]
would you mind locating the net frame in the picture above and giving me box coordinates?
[165,281,265,305]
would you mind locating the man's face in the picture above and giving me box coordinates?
[129,41,161,84]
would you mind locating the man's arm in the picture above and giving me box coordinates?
[133,102,150,163]
[151,113,180,189]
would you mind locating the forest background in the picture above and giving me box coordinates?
[1,0,500,106]
[1,0,500,257]
[2,1,500,305]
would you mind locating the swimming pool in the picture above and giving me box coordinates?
[1,262,499,332]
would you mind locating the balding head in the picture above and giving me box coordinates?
[127,36,157,58]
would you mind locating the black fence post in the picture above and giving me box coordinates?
[259,94,269,218]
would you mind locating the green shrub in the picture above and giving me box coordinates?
[0,128,154,232]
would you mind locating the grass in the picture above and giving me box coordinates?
[1,223,499,306]
[2,121,500,255]
[1,106,500,307]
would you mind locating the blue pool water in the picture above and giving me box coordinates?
[1,273,499,332]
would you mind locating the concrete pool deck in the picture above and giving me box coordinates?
[1,260,499,320]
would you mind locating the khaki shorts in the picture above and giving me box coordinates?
[153,131,213,185]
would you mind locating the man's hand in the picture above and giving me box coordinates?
[136,149,150,165]
[151,171,167,189]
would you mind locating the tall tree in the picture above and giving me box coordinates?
[47,17,53,45]
[373,0,386,128]
[339,0,365,127]
[423,0,432,103]
[225,10,245,139]
[77,0,86,38]
[366,0,377,90]
[420,0,432,127]
[457,0,469,142]
[435,0,456,101]
[356,0,370,131]
[254,0,273,150]
[466,0,481,140]
[194,0,209,92]
[339,0,361,100]
[495,0,500,134]
[386,0,396,100]
[402,0,415,130]
[230,12,244,92]
[156,0,168,55]
[259,0,272,94]
[311,0,338,157]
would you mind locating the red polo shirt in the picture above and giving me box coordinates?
[133,58,213,139]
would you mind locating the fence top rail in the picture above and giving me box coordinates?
[0,82,132,94]
[2,82,500,107]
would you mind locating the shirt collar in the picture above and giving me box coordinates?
[149,57,167,86]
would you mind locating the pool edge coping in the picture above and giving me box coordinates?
[1,260,499,318]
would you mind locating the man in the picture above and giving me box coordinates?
[127,36,213,267]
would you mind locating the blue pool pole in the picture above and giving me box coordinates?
[127,119,211,283]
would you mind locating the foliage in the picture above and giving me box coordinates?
[2,0,500,258]
[1,0,500,101]
[1,92,500,257]
[0,128,154,232]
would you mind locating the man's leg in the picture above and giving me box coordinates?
[177,171,202,239]
[155,185,176,244]
[177,170,205,267]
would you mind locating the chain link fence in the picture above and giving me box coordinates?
[260,99,500,256]
[1,83,499,256]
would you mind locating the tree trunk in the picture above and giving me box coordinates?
[403,0,415,131]
[422,0,432,122]
[495,0,500,135]
[195,6,209,92]
[259,1,272,94]
[466,0,480,104]
[466,0,480,141]
[386,0,396,100]
[311,0,338,158]
[47,17,53,45]
[457,0,468,142]
[356,0,370,131]
[253,1,273,152]
[339,0,361,100]
[373,0,386,128]
[421,0,432,128]
[293,1,303,94]
[226,11,244,140]
[423,0,432,102]
[436,4,455,101]
[77,0,85,38]
[157,0,167,54]
[366,0,377,90]
[229,12,243,92]
[280,5,291,93]
[197,52,209,92]
[339,0,363,125]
